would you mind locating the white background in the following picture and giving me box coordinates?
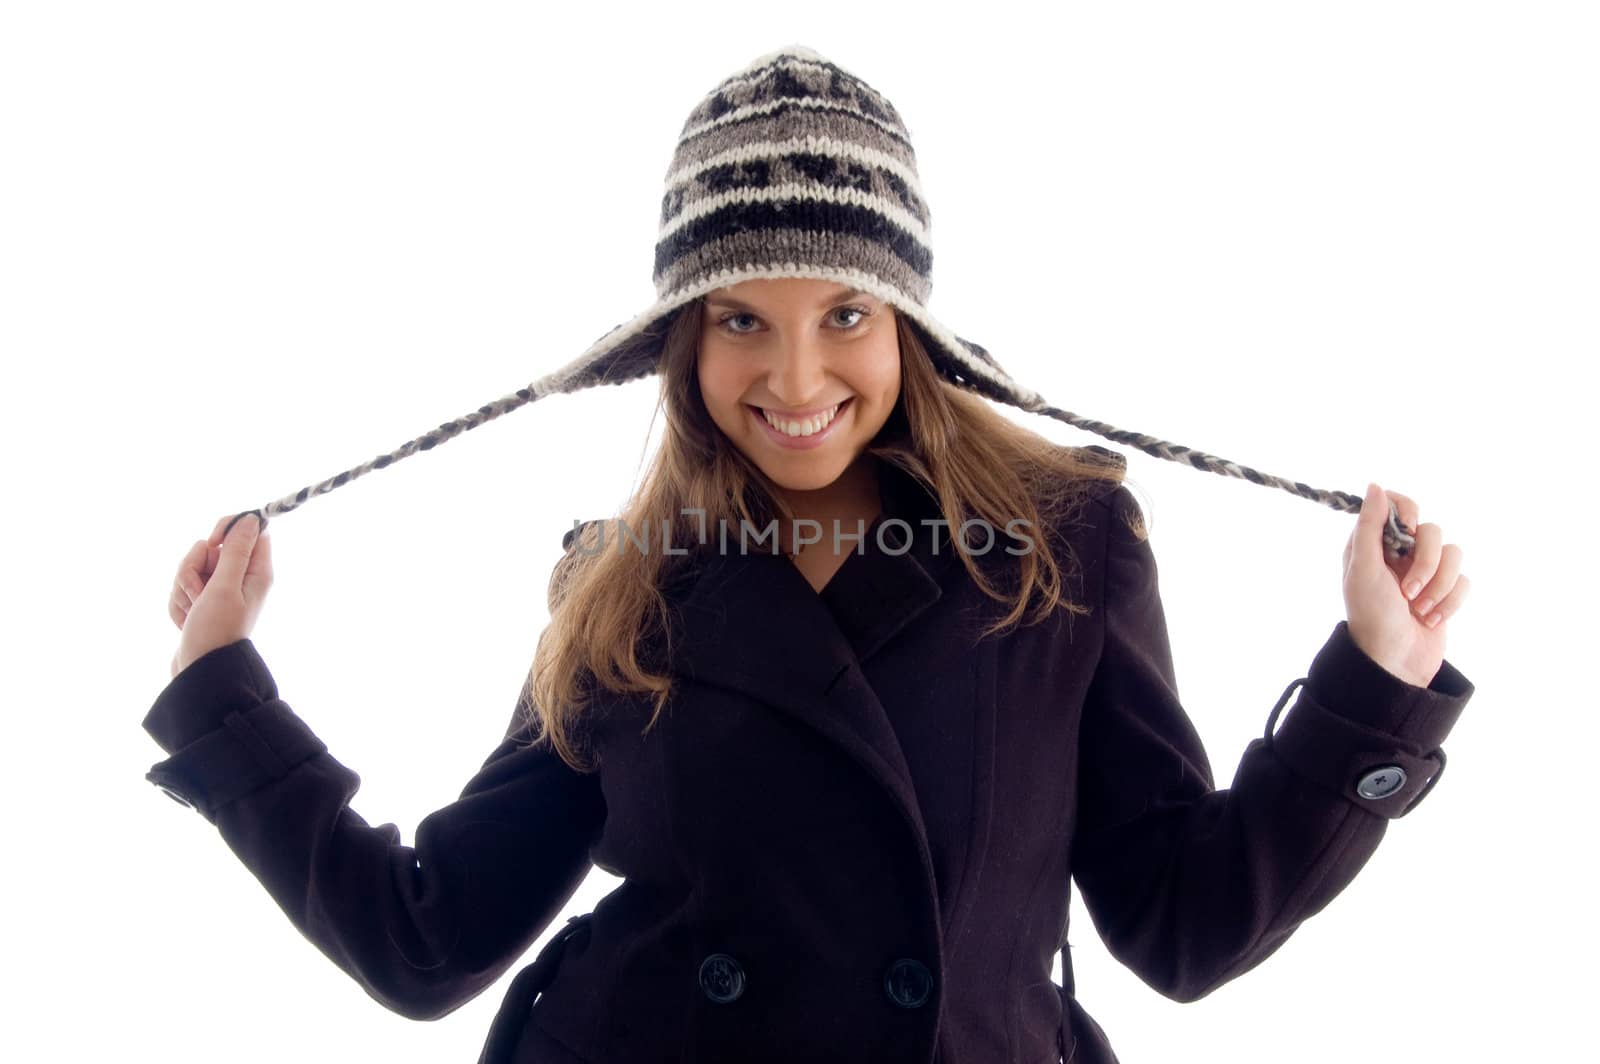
[4,2,1593,1061]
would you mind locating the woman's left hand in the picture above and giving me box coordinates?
[1342,482,1470,688]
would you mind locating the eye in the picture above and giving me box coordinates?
[832,305,872,329]
[712,305,874,335]
[716,311,760,335]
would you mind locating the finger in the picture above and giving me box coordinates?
[206,513,236,549]
[1342,519,1362,579]
[177,539,208,592]
[1410,541,1462,617]
[1419,571,1471,629]
[175,558,205,600]
[214,511,263,586]
[1354,482,1391,569]
[245,527,273,583]
[1397,522,1443,600]
[243,531,274,599]
[169,591,190,630]
[1383,489,1421,536]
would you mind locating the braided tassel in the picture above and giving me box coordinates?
[1020,398,1418,559]
[215,369,1421,565]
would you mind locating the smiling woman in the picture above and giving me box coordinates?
[526,272,1129,746]
[141,40,1476,1064]
[698,277,904,515]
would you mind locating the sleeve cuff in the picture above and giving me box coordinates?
[1264,621,1475,819]
[1304,620,1474,749]
[142,639,280,754]
[144,699,329,824]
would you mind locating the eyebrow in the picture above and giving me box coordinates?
[705,286,874,311]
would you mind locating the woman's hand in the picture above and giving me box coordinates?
[169,511,273,679]
[1342,482,1470,688]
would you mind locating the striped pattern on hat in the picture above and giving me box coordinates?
[229,44,1415,559]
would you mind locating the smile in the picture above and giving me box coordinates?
[747,398,853,450]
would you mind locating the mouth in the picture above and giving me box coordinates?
[747,397,853,447]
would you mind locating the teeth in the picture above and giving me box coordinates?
[763,401,842,437]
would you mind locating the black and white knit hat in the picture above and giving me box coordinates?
[225,44,1414,557]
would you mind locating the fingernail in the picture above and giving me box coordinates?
[1404,579,1422,600]
[226,510,261,539]
[1414,597,1434,615]
[1426,612,1442,628]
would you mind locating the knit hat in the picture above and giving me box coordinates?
[222,44,1415,558]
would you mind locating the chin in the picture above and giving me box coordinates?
[762,467,848,493]
[754,456,852,494]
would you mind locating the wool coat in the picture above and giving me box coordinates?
[141,448,1475,1064]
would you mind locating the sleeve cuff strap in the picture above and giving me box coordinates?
[142,639,280,754]
[144,699,327,824]
[1269,681,1447,819]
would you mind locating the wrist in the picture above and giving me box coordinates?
[1347,627,1435,689]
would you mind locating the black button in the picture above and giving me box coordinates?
[155,782,196,811]
[1356,765,1408,799]
[884,958,933,1008]
[699,953,745,1004]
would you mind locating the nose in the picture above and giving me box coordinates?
[767,335,831,407]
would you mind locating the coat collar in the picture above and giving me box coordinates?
[667,457,958,693]
[662,459,962,875]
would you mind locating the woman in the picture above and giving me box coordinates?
[147,46,1474,1064]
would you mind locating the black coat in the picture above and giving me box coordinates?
[141,451,1475,1063]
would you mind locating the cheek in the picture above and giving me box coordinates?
[858,342,902,406]
[696,346,728,400]
[697,347,750,421]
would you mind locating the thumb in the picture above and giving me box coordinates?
[214,510,263,585]
[1354,482,1388,569]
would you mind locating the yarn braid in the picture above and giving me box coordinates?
[219,379,1417,561]
[1018,396,1417,557]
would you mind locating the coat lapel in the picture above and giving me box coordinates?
[666,460,959,854]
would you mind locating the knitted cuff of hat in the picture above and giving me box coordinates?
[225,45,1417,560]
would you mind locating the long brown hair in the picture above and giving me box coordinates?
[519,298,1131,772]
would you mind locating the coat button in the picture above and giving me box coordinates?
[154,782,196,811]
[1356,765,1408,799]
[884,958,933,1008]
[699,953,745,1004]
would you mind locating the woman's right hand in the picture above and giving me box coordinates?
[169,511,274,679]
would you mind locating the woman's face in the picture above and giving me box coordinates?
[697,277,901,494]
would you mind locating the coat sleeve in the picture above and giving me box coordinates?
[140,637,607,1022]
[1069,484,1474,1004]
